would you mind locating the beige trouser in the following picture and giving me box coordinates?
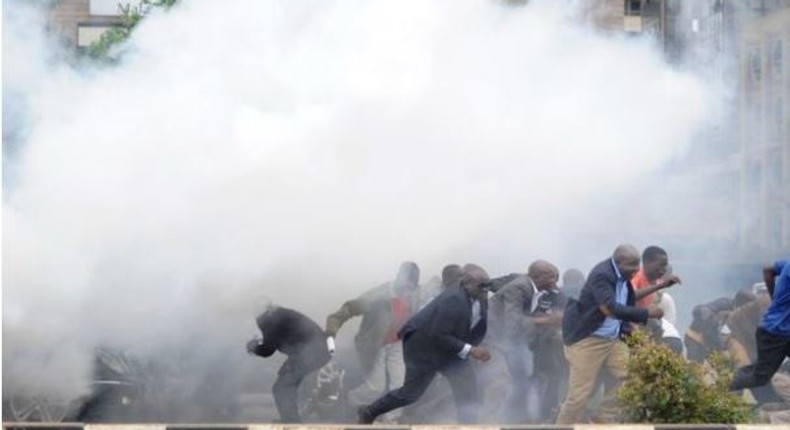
[555,336,629,424]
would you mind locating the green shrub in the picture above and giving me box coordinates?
[618,330,753,423]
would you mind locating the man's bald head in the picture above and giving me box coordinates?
[528,260,560,291]
[461,263,490,300]
[612,244,640,279]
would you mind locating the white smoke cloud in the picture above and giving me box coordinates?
[3,0,710,419]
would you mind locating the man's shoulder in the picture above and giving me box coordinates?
[588,259,615,280]
[776,260,790,276]
[358,282,392,302]
[261,306,304,325]
[439,285,467,302]
[495,275,531,295]
[429,287,468,314]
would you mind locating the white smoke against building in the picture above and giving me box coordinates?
[4,0,709,418]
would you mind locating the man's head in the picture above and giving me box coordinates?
[441,264,463,289]
[642,246,669,281]
[528,260,560,291]
[460,263,490,300]
[613,244,641,280]
[562,268,585,288]
[253,296,275,316]
[734,287,756,308]
[394,261,420,292]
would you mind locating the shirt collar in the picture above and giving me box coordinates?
[528,276,538,295]
[610,258,624,281]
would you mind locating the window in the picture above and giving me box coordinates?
[768,150,782,186]
[77,25,117,47]
[626,0,642,15]
[772,38,783,77]
[749,47,762,84]
[772,97,784,139]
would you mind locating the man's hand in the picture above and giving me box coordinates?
[659,274,682,289]
[246,337,261,355]
[647,307,664,319]
[326,336,336,354]
[532,313,563,325]
[469,346,491,362]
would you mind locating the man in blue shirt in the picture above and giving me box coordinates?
[730,259,790,391]
[555,245,666,424]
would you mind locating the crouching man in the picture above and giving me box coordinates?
[246,304,331,423]
[357,264,492,424]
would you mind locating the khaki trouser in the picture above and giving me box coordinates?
[555,336,629,424]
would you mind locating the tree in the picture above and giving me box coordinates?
[85,0,178,62]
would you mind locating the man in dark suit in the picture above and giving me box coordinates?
[246,304,331,423]
[486,260,565,423]
[357,264,492,424]
[555,245,668,424]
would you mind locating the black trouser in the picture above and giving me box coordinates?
[684,336,709,363]
[662,337,684,356]
[503,343,531,423]
[532,335,568,423]
[731,327,790,392]
[273,354,328,422]
[366,333,479,423]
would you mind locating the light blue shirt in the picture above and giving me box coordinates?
[592,258,628,340]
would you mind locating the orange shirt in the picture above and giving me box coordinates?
[385,296,412,344]
[631,268,656,308]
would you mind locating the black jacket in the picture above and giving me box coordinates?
[488,274,566,344]
[562,258,648,345]
[398,283,487,366]
[253,306,330,368]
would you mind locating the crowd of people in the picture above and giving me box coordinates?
[245,246,790,424]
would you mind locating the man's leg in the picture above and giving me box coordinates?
[595,340,629,423]
[384,342,406,390]
[555,337,610,425]
[503,344,531,423]
[536,340,566,423]
[441,359,479,424]
[272,359,306,423]
[684,336,708,363]
[348,346,387,406]
[770,371,790,403]
[359,337,436,423]
[379,342,406,422]
[731,328,790,390]
[476,343,510,423]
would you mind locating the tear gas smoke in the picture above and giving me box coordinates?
[4,0,712,421]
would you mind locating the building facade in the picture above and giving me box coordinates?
[48,0,124,48]
[739,5,790,257]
